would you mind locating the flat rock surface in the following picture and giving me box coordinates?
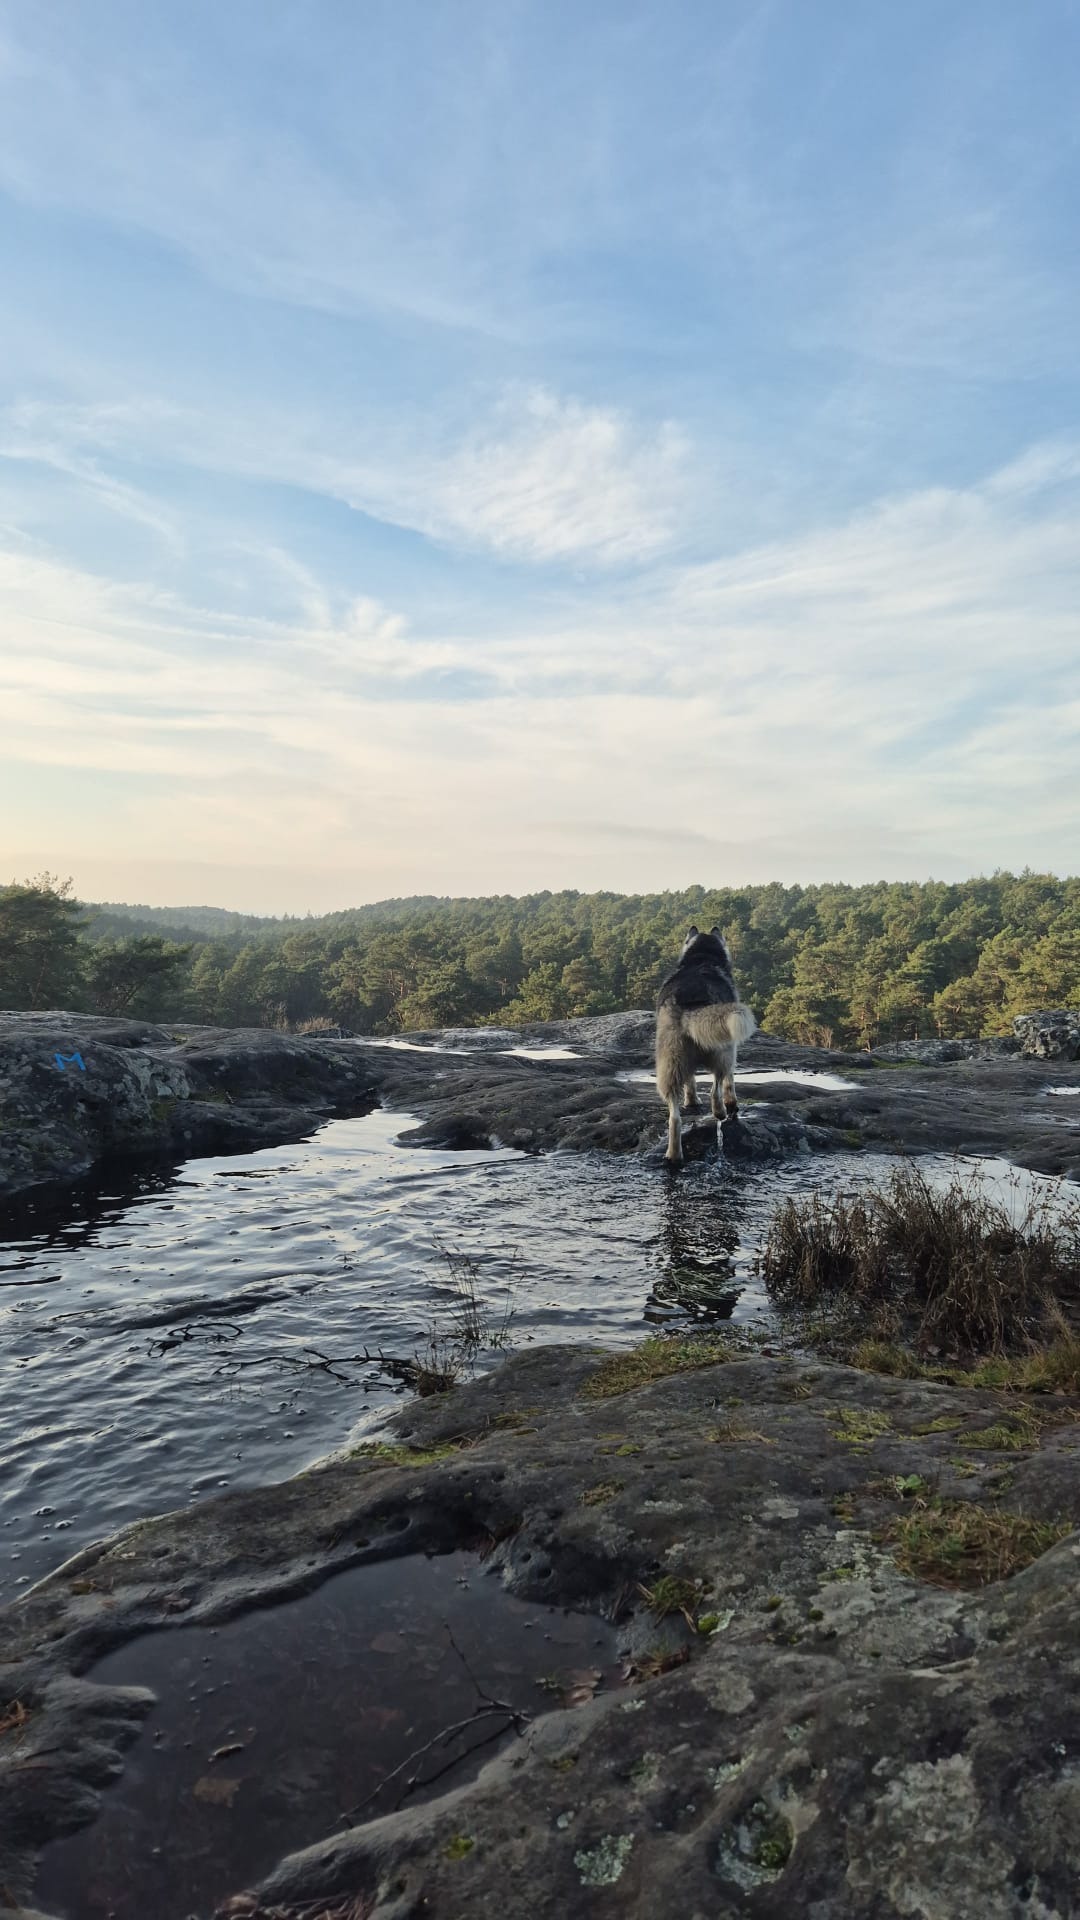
[3,1346,1080,1917]
[363,1022,1080,1179]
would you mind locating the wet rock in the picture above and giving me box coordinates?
[721,1107,811,1158]
[368,1030,1080,1180]
[1013,1010,1080,1061]
[396,1111,495,1151]
[544,1010,657,1060]
[0,1015,378,1202]
[4,1347,1080,1918]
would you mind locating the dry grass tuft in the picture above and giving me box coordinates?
[760,1163,1080,1355]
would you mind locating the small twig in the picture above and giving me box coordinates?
[338,1703,521,1824]
[443,1623,506,1712]
[398,1712,519,1800]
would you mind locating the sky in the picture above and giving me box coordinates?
[1,0,1078,914]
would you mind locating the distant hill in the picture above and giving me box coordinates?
[84,895,461,943]
[86,901,293,941]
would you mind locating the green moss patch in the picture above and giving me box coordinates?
[581,1334,732,1399]
[349,1439,468,1468]
[886,1499,1071,1588]
[827,1406,892,1446]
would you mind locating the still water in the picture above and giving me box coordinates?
[37,1548,625,1920]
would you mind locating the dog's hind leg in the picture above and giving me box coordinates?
[711,1045,737,1119]
[656,1005,689,1160]
[682,1075,701,1111]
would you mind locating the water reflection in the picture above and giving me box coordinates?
[647,1170,746,1322]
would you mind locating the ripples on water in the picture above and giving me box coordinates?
[0,1107,1065,1599]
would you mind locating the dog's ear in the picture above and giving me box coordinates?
[709,925,721,937]
[686,925,699,938]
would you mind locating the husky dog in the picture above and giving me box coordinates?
[656,927,757,1163]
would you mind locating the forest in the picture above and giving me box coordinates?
[1,872,1078,1050]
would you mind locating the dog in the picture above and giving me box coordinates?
[655,926,757,1163]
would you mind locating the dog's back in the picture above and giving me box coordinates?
[656,927,756,1160]
[657,926,740,1016]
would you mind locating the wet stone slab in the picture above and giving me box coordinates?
[36,1549,624,1920]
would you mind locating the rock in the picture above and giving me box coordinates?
[396,1111,495,1151]
[871,1036,1021,1063]
[1013,1010,1080,1061]
[4,1347,1080,1917]
[0,1015,378,1201]
[548,1011,657,1060]
[721,1107,811,1158]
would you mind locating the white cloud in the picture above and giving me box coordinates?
[408,389,689,564]
[0,435,1078,905]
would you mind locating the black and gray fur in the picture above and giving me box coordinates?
[655,926,757,1163]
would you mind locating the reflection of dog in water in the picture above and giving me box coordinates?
[655,927,757,1164]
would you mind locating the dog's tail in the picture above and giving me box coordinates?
[727,1003,757,1047]
[684,1002,757,1052]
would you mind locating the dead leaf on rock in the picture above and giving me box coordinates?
[210,1742,246,1762]
[0,1701,29,1739]
[194,1772,242,1806]
[557,1668,603,1708]
[624,1646,691,1683]
[214,1894,374,1919]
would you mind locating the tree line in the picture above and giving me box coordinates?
[1,872,1077,1049]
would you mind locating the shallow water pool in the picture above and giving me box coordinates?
[1,1113,1063,1602]
[37,1548,623,1920]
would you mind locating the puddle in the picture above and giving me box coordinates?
[355,1036,471,1054]
[616,1067,860,1093]
[37,1550,623,1920]
[500,1045,583,1061]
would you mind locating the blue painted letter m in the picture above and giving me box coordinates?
[54,1051,86,1072]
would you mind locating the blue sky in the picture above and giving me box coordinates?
[1,0,1078,911]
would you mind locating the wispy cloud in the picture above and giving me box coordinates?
[357,389,690,565]
[0,387,691,569]
[0,405,184,548]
